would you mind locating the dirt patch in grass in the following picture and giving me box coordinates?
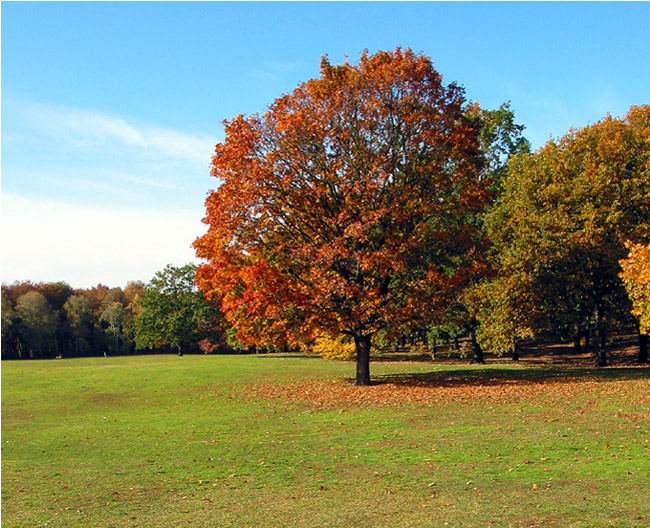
[249,367,650,410]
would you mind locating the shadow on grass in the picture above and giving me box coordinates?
[368,365,649,388]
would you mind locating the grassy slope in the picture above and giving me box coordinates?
[2,355,648,528]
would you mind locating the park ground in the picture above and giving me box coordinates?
[2,352,649,527]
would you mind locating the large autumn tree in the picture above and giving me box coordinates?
[195,49,491,385]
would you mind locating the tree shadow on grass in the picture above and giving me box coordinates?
[368,365,649,388]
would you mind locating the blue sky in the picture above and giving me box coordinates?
[2,2,649,287]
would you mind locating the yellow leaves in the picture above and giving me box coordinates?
[313,334,356,360]
[620,241,650,333]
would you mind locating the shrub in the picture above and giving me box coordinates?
[313,334,356,360]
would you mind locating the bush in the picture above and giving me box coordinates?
[313,334,356,360]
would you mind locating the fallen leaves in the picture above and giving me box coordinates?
[248,372,650,410]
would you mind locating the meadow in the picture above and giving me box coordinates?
[2,354,649,527]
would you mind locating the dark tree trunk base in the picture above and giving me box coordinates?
[638,333,648,364]
[355,334,372,386]
[573,333,581,354]
[594,346,607,367]
[470,327,485,364]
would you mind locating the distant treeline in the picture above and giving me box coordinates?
[1,268,229,360]
[2,280,146,359]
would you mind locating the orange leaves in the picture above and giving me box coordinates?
[194,48,488,355]
[249,371,650,411]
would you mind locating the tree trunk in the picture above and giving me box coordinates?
[354,334,371,386]
[469,326,485,364]
[594,307,607,367]
[638,332,648,364]
[177,344,183,357]
[511,340,519,361]
[573,326,582,353]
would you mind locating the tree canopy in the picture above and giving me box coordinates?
[195,48,493,384]
[485,105,650,365]
[133,264,219,356]
[620,242,650,334]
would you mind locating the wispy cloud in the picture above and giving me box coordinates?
[12,99,216,165]
[252,60,303,81]
[3,99,219,211]
[1,101,217,286]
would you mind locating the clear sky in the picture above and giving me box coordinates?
[2,1,649,288]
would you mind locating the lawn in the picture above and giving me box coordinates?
[2,354,649,527]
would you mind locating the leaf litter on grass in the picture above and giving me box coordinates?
[248,367,650,410]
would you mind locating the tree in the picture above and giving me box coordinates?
[100,301,126,355]
[64,294,94,356]
[441,101,531,363]
[134,264,218,356]
[472,274,534,360]
[122,281,146,354]
[2,291,19,359]
[465,101,530,190]
[486,106,650,366]
[195,48,491,385]
[15,291,58,358]
[620,241,650,362]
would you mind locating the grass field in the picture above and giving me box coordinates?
[2,354,649,527]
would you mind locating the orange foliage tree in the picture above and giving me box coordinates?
[194,49,490,385]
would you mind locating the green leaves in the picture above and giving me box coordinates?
[134,264,219,354]
[484,106,650,363]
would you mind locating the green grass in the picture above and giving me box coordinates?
[2,354,649,527]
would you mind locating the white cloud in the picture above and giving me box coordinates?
[1,193,207,288]
[1,101,219,288]
[13,100,216,165]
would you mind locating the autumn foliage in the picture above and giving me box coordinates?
[194,49,491,384]
[620,242,650,334]
[312,333,357,361]
[484,105,650,365]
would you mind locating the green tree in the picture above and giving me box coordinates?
[134,264,217,356]
[466,100,531,189]
[15,291,57,358]
[486,105,650,366]
[100,301,126,355]
[436,101,530,363]
[64,294,94,356]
